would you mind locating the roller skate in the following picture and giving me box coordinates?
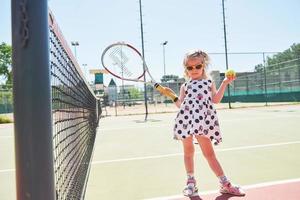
[183,176,198,197]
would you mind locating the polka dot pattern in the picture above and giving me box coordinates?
[174,79,222,145]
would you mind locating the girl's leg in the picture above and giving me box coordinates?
[182,136,198,196]
[195,135,245,196]
[195,135,224,177]
[182,136,195,176]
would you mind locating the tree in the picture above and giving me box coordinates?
[0,42,12,84]
[290,43,300,59]
[267,43,300,67]
[127,87,140,99]
[254,63,264,72]
[254,43,300,72]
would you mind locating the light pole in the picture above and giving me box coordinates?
[221,0,231,109]
[71,41,79,59]
[138,0,148,121]
[161,41,168,77]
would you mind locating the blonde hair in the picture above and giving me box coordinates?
[183,49,211,80]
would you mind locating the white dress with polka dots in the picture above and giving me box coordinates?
[173,79,222,145]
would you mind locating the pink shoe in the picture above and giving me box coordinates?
[220,182,245,196]
[183,177,198,197]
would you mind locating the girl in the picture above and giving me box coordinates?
[165,50,245,197]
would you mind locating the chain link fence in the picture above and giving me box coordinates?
[1,59,299,115]
[0,84,13,114]
[223,58,300,102]
[99,58,300,116]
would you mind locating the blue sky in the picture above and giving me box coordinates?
[1,0,300,85]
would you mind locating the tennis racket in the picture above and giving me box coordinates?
[101,42,178,102]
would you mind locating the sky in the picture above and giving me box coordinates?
[1,0,300,86]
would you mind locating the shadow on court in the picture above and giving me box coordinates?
[189,195,203,200]
[173,180,300,200]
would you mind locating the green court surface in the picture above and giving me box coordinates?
[85,104,300,200]
[1,105,300,200]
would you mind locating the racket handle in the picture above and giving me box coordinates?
[154,83,178,102]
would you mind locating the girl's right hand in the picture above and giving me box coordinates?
[223,76,236,85]
[158,86,179,102]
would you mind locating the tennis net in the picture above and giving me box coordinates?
[49,12,100,200]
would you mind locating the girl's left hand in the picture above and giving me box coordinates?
[223,76,236,85]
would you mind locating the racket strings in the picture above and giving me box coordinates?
[108,46,133,78]
[103,43,159,83]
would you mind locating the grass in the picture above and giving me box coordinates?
[0,115,13,124]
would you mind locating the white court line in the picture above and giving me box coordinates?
[98,124,169,131]
[2,141,300,174]
[144,178,300,200]
[0,136,13,139]
[91,140,300,165]
[98,115,300,132]
[0,168,15,173]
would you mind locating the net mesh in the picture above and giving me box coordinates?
[49,12,99,200]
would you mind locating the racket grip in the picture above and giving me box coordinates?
[154,83,178,102]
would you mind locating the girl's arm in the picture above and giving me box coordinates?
[174,84,185,108]
[211,76,235,104]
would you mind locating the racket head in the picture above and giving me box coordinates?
[101,42,146,82]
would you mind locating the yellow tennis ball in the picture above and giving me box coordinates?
[225,69,236,78]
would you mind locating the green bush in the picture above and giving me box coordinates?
[0,115,12,124]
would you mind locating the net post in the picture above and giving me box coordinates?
[11,0,55,199]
